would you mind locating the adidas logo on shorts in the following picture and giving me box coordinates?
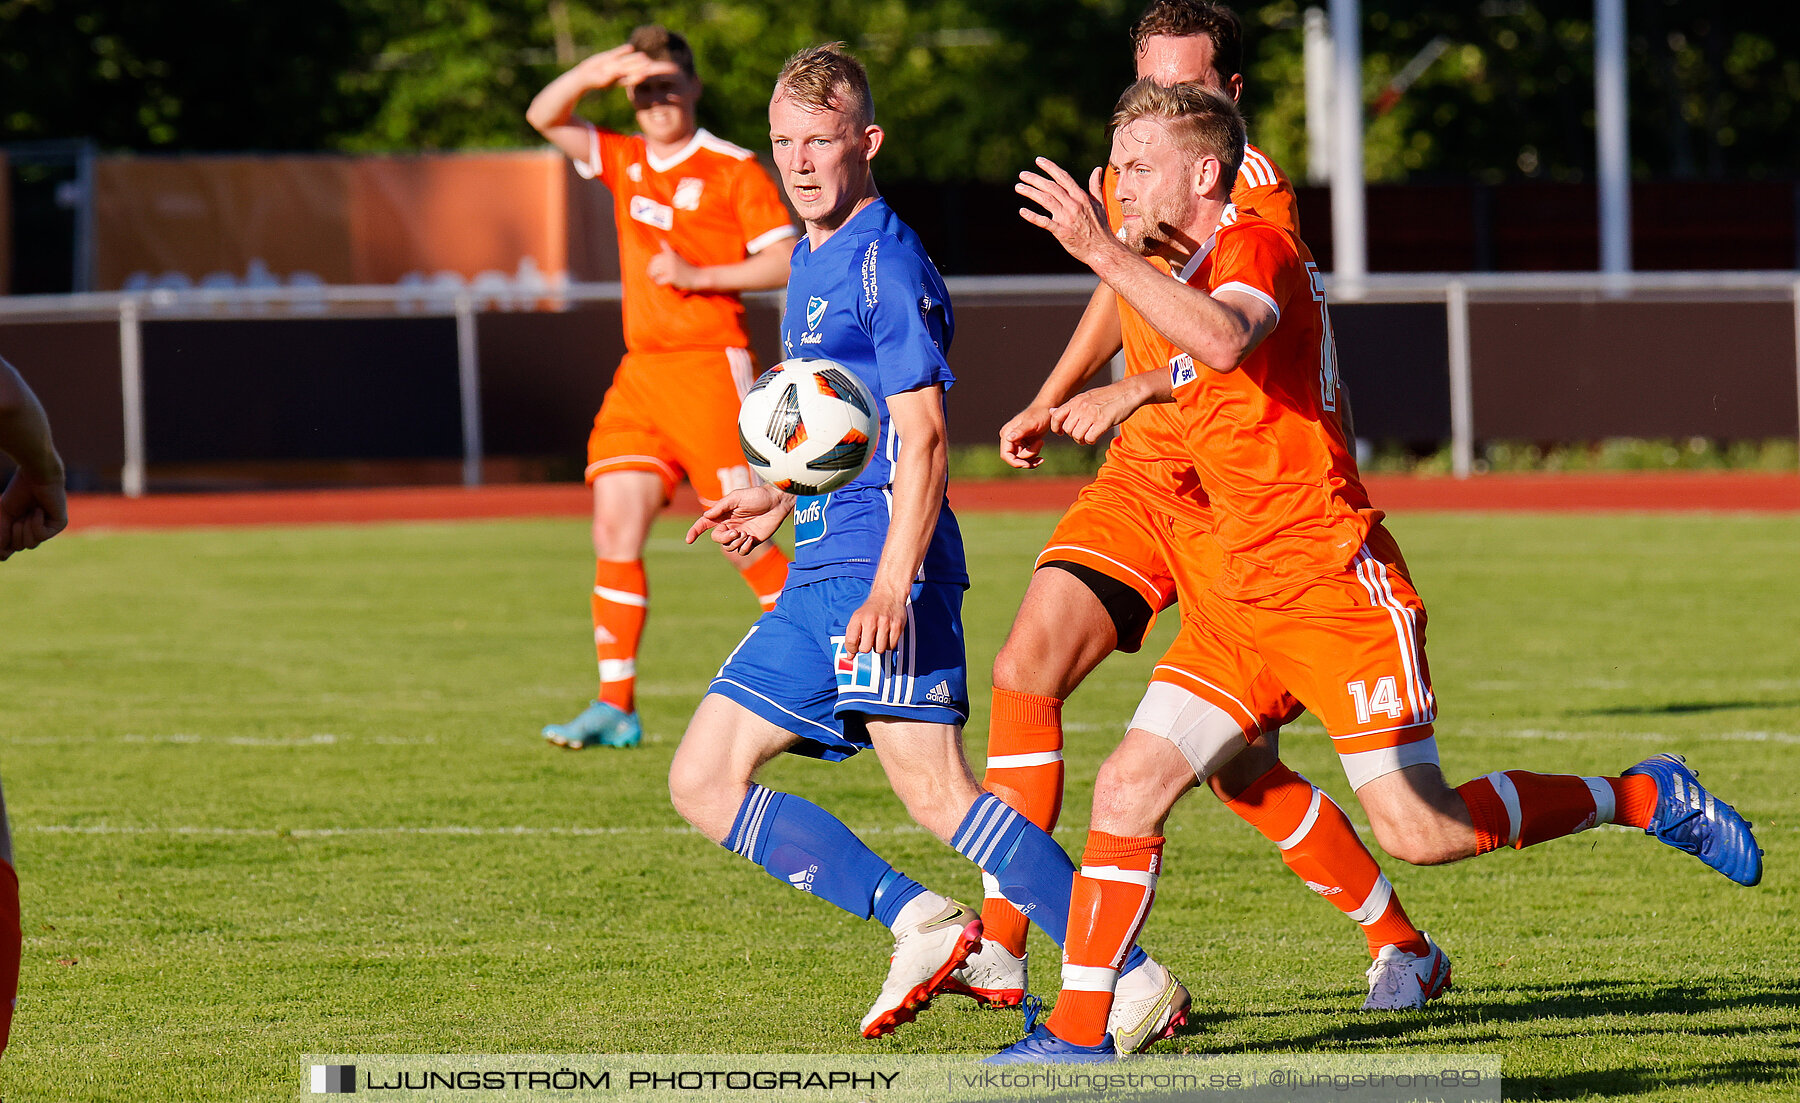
[926,681,955,705]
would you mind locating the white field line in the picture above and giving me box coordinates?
[14,726,1795,750]
[1479,728,1800,745]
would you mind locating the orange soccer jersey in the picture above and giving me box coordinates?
[1154,209,1437,782]
[1097,141,1299,525]
[573,123,795,498]
[1166,208,1371,599]
[575,122,796,354]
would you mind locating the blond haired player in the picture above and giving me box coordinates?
[528,25,799,748]
[965,1,1436,1040]
[992,79,1760,1063]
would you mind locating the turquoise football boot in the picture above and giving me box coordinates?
[542,701,642,749]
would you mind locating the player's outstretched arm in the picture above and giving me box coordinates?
[526,44,677,164]
[1000,284,1122,468]
[647,241,792,293]
[1019,156,1276,372]
[844,385,947,656]
[686,485,794,556]
[0,357,68,561]
[1049,368,1174,446]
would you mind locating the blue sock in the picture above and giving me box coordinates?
[952,793,1148,975]
[725,784,924,924]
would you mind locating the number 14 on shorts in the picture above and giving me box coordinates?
[1347,676,1406,725]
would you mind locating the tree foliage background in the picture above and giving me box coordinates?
[3,0,1796,184]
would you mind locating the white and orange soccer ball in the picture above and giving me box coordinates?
[736,358,880,495]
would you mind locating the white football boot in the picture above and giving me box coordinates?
[1362,933,1453,1010]
[1108,955,1191,1054]
[943,939,1027,1008]
[860,894,982,1037]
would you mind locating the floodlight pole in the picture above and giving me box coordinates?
[1596,0,1631,274]
[1329,0,1367,299]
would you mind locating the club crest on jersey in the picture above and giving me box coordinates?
[806,296,828,330]
[672,177,705,210]
[629,195,673,230]
[627,163,643,182]
[1169,352,1198,389]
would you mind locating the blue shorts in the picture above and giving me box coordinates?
[708,577,970,761]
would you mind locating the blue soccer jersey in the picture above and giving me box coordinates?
[778,199,966,588]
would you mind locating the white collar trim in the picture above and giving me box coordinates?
[645,128,710,173]
[1175,204,1233,284]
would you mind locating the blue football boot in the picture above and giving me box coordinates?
[985,1023,1118,1065]
[542,701,642,749]
[1622,753,1762,886]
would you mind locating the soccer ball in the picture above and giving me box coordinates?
[737,358,880,495]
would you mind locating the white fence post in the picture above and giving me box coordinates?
[1793,279,1800,472]
[1446,279,1474,479]
[454,292,483,488]
[118,296,147,498]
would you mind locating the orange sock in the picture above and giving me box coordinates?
[978,689,1064,957]
[592,559,648,712]
[736,547,788,613]
[1457,770,1650,853]
[1226,763,1427,958]
[1046,831,1162,1047]
[1608,775,1657,829]
[0,860,18,1056]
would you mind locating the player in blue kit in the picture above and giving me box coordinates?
[672,44,1176,1045]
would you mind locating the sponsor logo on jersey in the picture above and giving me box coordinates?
[1169,352,1197,389]
[832,638,880,692]
[806,296,828,330]
[627,163,643,182]
[672,177,705,210]
[860,241,880,306]
[794,494,827,545]
[629,195,673,230]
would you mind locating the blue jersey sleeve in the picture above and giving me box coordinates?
[854,238,954,397]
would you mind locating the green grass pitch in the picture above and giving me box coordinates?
[2,509,1797,1100]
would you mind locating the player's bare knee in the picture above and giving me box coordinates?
[990,629,1057,696]
[667,755,735,842]
[1369,816,1460,866]
[1090,751,1176,836]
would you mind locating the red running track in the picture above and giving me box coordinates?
[59,473,1800,532]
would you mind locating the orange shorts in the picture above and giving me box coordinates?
[1035,471,1186,649]
[1152,523,1439,789]
[586,347,760,504]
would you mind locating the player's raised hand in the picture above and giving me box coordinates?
[686,485,791,554]
[647,242,701,289]
[1017,159,1114,267]
[998,404,1054,469]
[843,584,909,655]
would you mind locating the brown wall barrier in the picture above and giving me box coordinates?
[3,292,1793,492]
[1470,300,1799,440]
[93,152,569,291]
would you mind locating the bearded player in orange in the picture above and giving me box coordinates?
[990,79,1761,1062]
[529,25,798,748]
[961,1,1438,1038]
